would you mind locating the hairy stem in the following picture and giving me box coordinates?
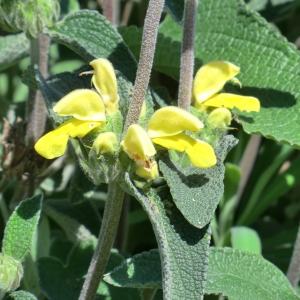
[178,0,197,110]
[124,0,165,130]
[26,34,50,145]
[287,222,300,287]
[101,0,119,25]
[79,180,124,300]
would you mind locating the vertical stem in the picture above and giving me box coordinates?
[124,0,165,130]
[235,135,261,205]
[26,34,50,145]
[121,0,134,26]
[79,180,124,300]
[115,195,130,252]
[101,0,120,25]
[287,222,300,287]
[178,0,197,110]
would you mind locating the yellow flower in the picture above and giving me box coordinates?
[207,107,232,129]
[121,124,158,180]
[122,106,217,180]
[34,89,105,159]
[193,61,260,112]
[93,132,118,155]
[89,58,119,114]
[148,106,217,168]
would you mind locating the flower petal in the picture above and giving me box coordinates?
[193,61,240,106]
[93,131,118,154]
[186,140,217,168]
[53,89,106,121]
[148,106,203,138]
[34,129,69,159]
[152,133,193,152]
[152,133,217,168]
[203,93,260,112]
[90,58,119,114]
[66,119,103,138]
[207,107,232,128]
[122,124,156,161]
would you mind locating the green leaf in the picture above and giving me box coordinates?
[48,10,135,75]
[223,163,241,202]
[7,291,37,300]
[159,135,237,228]
[105,247,300,300]
[230,226,262,254]
[0,33,29,71]
[104,249,161,289]
[206,247,300,300]
[46,10,155,115]
[156,0,300,147]
[2,195,43,262]
[250,155,300,223]
[38,245,125,300]
[124,176,211,300]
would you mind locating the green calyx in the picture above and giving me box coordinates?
[0,0,60,37]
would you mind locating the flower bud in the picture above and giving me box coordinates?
[135,160,159,180]
[0,0,60,37]
[207,108,232,129]
[92,132,118,155]
[0,253,23,294]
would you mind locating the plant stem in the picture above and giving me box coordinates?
[121,0,134,26]
[178,0,197,110]
[115,194,130,251]
[235,135,261,204]
[26,34,50,145]
[79,180,124,300]
[101,0,119,25]
[287,222,300,287]
[124,0,165,131]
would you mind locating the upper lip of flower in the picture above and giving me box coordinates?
[192,61,260,112]
[122,106,217,173]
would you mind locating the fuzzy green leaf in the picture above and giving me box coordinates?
[2,195,42,262]
[124,176,211,300]
[129,0,300,147]
[104,247,300,300]
[44,10,153,118]
[7,291,37,300]
[104,249,161,289]
[0,33,29,71]
[206,247,300,299]
[159,136,237,228]
[230,226,262,254]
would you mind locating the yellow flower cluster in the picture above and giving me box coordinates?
[34,59,260,181]
[34,58,119,159]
